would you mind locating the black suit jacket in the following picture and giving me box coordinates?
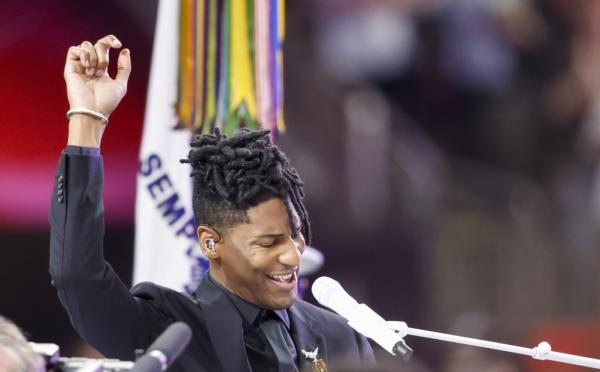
[49,150,375,371]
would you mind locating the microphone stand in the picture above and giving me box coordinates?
[387,321,600,369]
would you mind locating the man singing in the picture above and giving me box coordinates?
[49,35,375,371]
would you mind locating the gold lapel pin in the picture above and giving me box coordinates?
[301,347,328,372]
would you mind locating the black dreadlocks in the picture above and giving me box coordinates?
[180,128,311,244]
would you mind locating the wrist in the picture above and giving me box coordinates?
[67,114,105,148]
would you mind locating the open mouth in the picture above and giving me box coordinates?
[266,272,296,284]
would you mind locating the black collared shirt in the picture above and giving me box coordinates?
[207,274,297,371]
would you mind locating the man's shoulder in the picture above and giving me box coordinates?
[293,299,349,329]
[130,281,198,305]
[293,299,375,362]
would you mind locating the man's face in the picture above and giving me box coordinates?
[216,197,305,310]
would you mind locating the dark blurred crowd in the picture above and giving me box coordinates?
[283,0,600,371]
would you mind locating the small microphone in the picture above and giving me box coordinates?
[131,322,192,372]
[312,277,413,361]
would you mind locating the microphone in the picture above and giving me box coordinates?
[131,322,192,372]
[312,276,413,361]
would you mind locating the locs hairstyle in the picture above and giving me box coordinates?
[181,128,311,244]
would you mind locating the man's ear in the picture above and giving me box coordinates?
[197,225,222,259]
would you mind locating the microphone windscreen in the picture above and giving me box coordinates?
[311,276,341,307]
[312,276,362,322]
[130,354,162,372]
[148,322,192,362]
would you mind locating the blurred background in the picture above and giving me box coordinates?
[2,0,600,371]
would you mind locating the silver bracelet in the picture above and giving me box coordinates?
[66,108,109,125]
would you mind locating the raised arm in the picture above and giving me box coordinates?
[49,35,167,360]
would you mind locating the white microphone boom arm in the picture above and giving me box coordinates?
[387,321,600,369]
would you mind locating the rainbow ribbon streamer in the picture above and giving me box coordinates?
[176,0,285,139]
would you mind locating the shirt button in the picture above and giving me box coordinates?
[57,195,64,204]
[58,175,64,183]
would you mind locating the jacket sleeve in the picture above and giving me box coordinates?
[49,150,169,360]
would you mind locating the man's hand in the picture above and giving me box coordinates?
[64,35,131,147]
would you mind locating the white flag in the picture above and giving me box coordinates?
[134,0,207,293]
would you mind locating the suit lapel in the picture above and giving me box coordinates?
[195,276,252,372]
[288,302,327,370]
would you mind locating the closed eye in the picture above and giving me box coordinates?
[255,236,282,248]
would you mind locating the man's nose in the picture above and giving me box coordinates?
[279,237,302,267]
